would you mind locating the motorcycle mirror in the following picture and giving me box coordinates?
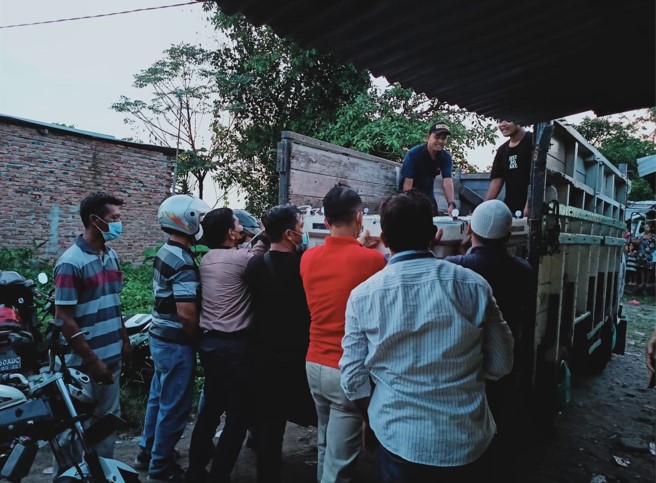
[38,272,48,284]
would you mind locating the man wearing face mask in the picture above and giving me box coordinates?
[244,204,316,482]
[185,207,269,483]
[135,194,210,482]
[300,185,386,483]
[53,192,130,478]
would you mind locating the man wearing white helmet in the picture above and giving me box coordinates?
[135,194,209,482]
[445,199,532,483]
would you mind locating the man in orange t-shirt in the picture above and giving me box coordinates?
[300,185,386,483]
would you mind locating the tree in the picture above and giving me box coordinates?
[207,9,372,212]
[575,109,656,200]
[318,84,497,173]
[111,43,220,199]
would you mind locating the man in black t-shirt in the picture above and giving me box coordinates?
[245,204,316,483]
[485,120,533,217]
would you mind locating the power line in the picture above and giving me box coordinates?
[0,2,201,29]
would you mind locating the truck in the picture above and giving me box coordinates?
[276,119,628,423]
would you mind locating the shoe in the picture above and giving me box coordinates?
[134,448,182,471]
[133,448,150,471]
[147,464,185,482]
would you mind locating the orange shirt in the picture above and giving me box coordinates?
[300,236,386,368]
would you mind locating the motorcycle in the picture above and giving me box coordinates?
[121,314,153,387]
[0,272,140,482]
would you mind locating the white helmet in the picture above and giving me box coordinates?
[158,195,210,240]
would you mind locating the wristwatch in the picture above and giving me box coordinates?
[448,201,457,209]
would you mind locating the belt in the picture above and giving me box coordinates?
[202,328,252,340]
[149,325,193,346]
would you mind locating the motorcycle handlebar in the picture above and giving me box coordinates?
[0,372,29,387]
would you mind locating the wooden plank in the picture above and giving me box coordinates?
[290,143,398,186]
[282,131,399,166]
[289,170,396,212]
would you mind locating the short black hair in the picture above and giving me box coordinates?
[262,204,301,243]
[380,190,436,252]
[323,185,362,226]
[202,208,235,249]
[79,192,124,227]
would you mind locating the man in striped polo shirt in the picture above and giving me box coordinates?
[54,192,130,476]
[136,194,209,483]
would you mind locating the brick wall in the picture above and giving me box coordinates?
[0,120,174,264]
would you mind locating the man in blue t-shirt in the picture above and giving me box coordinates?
[399,122,457,216]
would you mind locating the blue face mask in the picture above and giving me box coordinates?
[95,216,123,242]
[290,230,309,252]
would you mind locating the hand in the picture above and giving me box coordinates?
[362,421,380,453]
[357,230,380,249]
[430,228,444,248]
[447,204,454,216]
[84,356,114,385]
[458,233,472,254]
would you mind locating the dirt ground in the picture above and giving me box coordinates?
[22,293,656,483]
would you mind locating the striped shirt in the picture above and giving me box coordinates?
[54,235,124,368]
[340,251,514,467]
[152,240,199,331]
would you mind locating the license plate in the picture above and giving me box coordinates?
[0,356,21,371]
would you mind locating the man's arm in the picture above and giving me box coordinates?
[55,305,113,383]
[340,298,379,450]
[442,177,456,215]
[485,178,504,201]
[481,293,514,380]
[339,299,372,403]
[176,301,200,341]
[402,178,414,192]
[647,328,656,374]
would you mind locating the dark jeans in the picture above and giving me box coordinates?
[187,335,254,483]
[253,353,306,483]
[376,444,491,483]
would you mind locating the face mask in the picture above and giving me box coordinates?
[290,230,309,252]
[95,216,122,242]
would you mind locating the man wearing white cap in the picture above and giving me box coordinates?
[445,199,532,483]
[399,122,457,216]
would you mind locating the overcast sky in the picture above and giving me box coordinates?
[1,1,640,208]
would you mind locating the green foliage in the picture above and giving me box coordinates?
[575,111,656,200]
[207,9,371,213]
[111,43,218,199]
[120,384,150,429]
[0,248,54,288]
[318,84,497,173]
[120,263,154,315]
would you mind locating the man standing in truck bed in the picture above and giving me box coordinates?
[485,120,533,217]
[399,123,457,216]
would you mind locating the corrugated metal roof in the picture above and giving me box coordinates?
[208,0,655,125]
[637,154,656,183]
[0,114,177,155]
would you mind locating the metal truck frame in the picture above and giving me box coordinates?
[277,119,628,421]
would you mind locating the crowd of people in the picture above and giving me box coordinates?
[624,220,655,291]
[50,120,653,483]
[51,188,528,483]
